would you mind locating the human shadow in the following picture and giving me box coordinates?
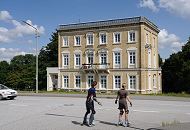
[98,120,145,130]
[46,113,145,130]
[45,113,83,119]
[71,121,82,126]
[99,121,117,126]
[146,128,164,130]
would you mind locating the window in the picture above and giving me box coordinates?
[87,33,93,45]
[63,75,69,88]
[127,48,137,68]
[129,51,136,65]
[114,32,121,43]
[87,52,94,64]
[153,74,156,88]
[75,75,81,88]
[63,36,69,46]
[99,33,107,44]
[100,53,107,64]
[87,75,94,88]
[129,76,136,89]
[114,76,121,89]
[62,53,69,68]
[146,33,149,44]
[100,75,107,89]
[114,52,121,68]
[74,53,81,67]
[75,36,81,46]
[128,31,135,42]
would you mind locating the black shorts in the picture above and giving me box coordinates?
[118,102,128,111]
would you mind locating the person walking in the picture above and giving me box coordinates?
[115,83,132,127]
[82,81,102,127]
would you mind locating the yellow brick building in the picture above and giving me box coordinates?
[47,16,162,94]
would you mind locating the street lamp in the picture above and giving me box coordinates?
[22,21,39,93]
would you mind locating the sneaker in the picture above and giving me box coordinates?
[123,122,130,127]
[117,121,123,126]
[82,121,88,126]
[88,124,94,127]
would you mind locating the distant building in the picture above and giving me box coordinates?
[47,16,162,94]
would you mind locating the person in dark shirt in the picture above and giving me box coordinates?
[82,81,101,127]
[115,83,132,127]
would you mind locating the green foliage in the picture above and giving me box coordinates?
[0,61,10,84]
[162,38,190,93]
[5,54,36,90]
[0,31,58,91]
[38,31,58,90]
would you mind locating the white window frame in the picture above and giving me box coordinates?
[75,75,81,88]
[113,32,121,44]
[113,51,121,68]
[99,32,107,45]
[86,74,95,88]
[128,75,136,90]
[62,75,69,88]
[74,35,81,46]
[113,75,121,89]
[146,33,149,44]
[86,51,94,64]
[62,36,69,47]
[86,33,94,45]
[153,74,157,88]
[99,75,107,89]
[148,48,152,68]
[74,53,81,68]
[62,53,69,68]
[127,47,137,68]
[128,31,136,43]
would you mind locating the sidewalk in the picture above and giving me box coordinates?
[18,92,190,102]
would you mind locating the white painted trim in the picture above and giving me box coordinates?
[74,35,81,46]
[113,32,121,44]
[86,32,94,45]
[99,32,107,45]
[99,74,108,90]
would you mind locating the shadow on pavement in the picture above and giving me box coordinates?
[45,113,83,119]
[147,128,163,130]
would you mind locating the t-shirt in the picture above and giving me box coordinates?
[117,89,129,103]
[86,87,96,102]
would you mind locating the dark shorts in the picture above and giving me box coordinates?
[118,101,128,111]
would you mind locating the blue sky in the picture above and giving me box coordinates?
[0,0,190,61]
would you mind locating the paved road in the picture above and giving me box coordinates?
[0,96,190,130]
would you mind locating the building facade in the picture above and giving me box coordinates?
[47,16,162,94]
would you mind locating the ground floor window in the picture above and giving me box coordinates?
[114,75,121,89]
[129,76,136,89]
[87,75,94,88]
[63,75,69,88]
[75,75,81,88]
[100,75,107,89]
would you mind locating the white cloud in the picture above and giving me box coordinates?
[0,11,12,21]
[139,0,190,19]
[159,0,190,18]
[0,48,31,62]
[139,0,159,12]
[158,29,184,58]
[0,11,45,43]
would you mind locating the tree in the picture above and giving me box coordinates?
[158,54,163,67]
[162,37,190,93]
[0,61,10,84]
[38,31,58,90]
[6,54,36,90]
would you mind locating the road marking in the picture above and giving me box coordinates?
[10,104,28,107]
[133,110,160,113]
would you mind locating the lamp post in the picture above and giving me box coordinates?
[23,21,39,93]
